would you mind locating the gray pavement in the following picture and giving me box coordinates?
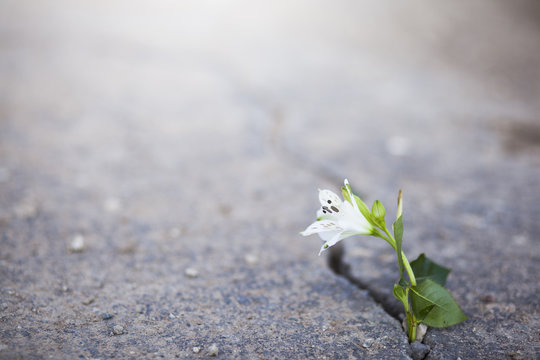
[1,1,539,359]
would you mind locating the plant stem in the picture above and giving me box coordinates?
[402,253,416,287]
[381,228,417,287]
[377,224,419,342]
[407,313,417,343]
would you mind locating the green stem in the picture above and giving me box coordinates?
[407,313,417,343]
[402,253,416,287]
[380,228,417,287]
[404,287,417,342]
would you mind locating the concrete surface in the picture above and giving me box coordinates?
[1,0,539,359]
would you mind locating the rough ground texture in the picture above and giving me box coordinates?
[1,1,540,359]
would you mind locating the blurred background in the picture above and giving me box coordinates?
[1,0,540,357]
[2,0,539,247]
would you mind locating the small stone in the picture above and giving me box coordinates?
[68,235,85,253]
[169,313,176,319]
[112,325,124,335]
[480,293,495,303]
[102,313,114,320]
[192,346,201,354]
[244,254,258,265]
[184,268,198,278]
[362,338,374,348]
[82,297,95,305]
[410,341,430,360]
[104,197,121,213]
[207,343,219,357]
[512,235,527,245]
[416,323,428,343]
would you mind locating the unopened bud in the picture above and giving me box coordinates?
[396,190,403,220]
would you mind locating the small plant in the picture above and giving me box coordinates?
[301,179,467,342]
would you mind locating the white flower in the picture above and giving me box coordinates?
[301,179,374,255]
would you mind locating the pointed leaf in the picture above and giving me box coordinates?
[411,253,451,286]
[417,304,436,322]
[410,279,468,328]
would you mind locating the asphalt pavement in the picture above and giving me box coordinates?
[1,1,539,359]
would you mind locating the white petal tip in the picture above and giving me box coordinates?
[318,243,330,256]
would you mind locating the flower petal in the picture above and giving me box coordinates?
[318,189,344,217]
[318,231,344,255]
[319,189,342,207]
[318,229,340,242]
[300,219,340,236]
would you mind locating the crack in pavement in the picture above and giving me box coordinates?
[327,244,430,360]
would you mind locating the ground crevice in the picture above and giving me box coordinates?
[327,244,430,360]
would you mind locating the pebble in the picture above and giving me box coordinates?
[192,346,201,354]
[410,341,430,360]
[416,324,428,343]
[207,343,219,357]
[82,297,95,306]
[103,313,114,320]
[112,325,124,335]
[68,235,85,253]
[480,293,495,303]
[184,268,198,278]
[362,338,374,348]
[244,254,258,265]
[104,197,121,213]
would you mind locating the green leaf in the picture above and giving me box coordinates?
[392,284,407,303]
[417,304,436,322]
[411,253,451,286]
[392,284,410,314]
[410,279,468,328]
[393,215,405,285]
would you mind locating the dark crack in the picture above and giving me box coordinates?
[327,244,403,320]
[327,244,430,359]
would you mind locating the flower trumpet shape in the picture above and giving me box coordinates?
[301,179,374,255]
